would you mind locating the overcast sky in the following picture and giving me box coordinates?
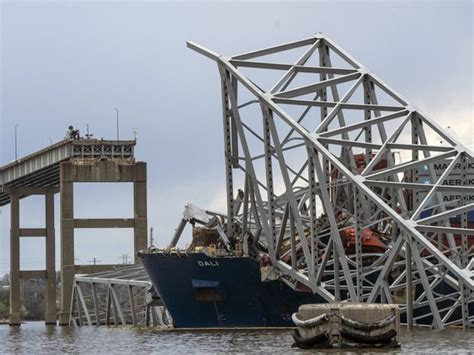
[0,0,472,274]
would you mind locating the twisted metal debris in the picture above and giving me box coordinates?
[182,33,473,329]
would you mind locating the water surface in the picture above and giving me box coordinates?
[1,322,473,353]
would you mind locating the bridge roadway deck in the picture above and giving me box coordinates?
[0,139,135,205]
[0,138,146,326]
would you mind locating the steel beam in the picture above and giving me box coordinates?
[188,34,474,328]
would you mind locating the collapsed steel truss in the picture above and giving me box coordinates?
[70,265,171,327]
[185,33,474,329]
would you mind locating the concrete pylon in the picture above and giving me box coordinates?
[133,162,148,260]
[7,186,59,326]
[58,164,74,326]
[58,160,148,325]
[9,190,21,326]
[45,188,57,324]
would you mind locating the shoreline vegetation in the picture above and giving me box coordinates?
[0,274,60,322]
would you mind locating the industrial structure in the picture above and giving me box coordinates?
[182,33,474,329]
[0,137,148,325]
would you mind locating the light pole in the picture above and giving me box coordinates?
[14,123,20,161]
[113,108,119,140]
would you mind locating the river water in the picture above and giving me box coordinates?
[1,322,473,353]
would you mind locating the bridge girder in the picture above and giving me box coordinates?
[188,34,474,329]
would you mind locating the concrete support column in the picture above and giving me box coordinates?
[45,188,57,324]
[59,164,74,325]
[9,190,21,326]
[133,162,148,259]
[57,159,147,324]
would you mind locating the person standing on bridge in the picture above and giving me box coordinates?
[66,125,81,140]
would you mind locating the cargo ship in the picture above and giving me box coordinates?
[139,250,325,328]
[138,201,391,328]
[137,35,474,329]
[138,143,474,329]
[139,214,473,328]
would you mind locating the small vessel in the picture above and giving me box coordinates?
[291,303,400,349]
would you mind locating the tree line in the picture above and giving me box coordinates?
[0,274,59,321]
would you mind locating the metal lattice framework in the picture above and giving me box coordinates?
[185,33,474,329]
[70,265,171,327]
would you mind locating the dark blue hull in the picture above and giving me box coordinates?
[139,252,325,328]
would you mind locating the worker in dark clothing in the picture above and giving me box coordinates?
[67,125,81,140]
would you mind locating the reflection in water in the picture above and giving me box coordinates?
[1,322,473,353]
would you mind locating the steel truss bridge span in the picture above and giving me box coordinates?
[185,33,474,329]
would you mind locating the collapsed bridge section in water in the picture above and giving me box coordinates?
[181,33,474,329]
[69,264,170,327]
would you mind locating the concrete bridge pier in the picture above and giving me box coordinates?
[57,160,147,326]
[45,188,57,324]
[9,189,20,326]
[7,186,58,326]
[1,139,144,326]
